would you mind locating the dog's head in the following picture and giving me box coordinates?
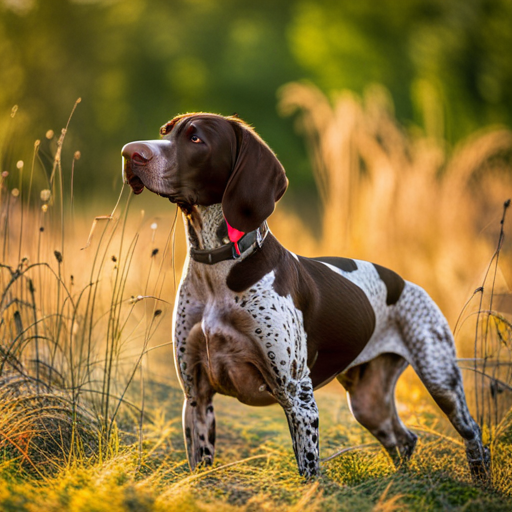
[122,113,288,232]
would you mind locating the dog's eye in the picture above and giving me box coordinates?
[190,135,203,144]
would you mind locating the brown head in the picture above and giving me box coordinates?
[121,113,288,232]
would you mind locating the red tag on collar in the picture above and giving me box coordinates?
[225,219,245,256]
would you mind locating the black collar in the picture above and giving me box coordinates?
[190,222,268,265]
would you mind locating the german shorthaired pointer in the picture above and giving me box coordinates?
[122,113,490,482]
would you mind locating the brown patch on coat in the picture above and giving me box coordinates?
[295,257,376,387]
[314,256,358,272]
[226,234,284,293]
[372,263,405,306]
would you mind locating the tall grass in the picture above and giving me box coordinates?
[455,200,512,441]
[0,103,178,475]
[279,82,512,323]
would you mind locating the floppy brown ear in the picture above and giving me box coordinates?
[222,121,288,233]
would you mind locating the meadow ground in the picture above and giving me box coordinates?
[1,372,512,512]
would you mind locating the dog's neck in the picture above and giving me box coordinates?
[183,203,229,251]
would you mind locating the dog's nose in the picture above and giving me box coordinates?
[121,142,154,165]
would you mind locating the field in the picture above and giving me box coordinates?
[1,90,512,511]
[2,380,512,512]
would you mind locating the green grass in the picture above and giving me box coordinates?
[1,379,511,512]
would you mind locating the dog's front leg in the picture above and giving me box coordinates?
[276,376,320,478]
[183,393,216,470]
[174,283,215,470]
[178,323,217,470]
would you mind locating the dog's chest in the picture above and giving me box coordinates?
[195,270,310,397]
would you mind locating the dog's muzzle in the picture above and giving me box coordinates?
[121,140,172,195]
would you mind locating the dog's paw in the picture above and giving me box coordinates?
[467,445,491,486]
[300,464,320,481]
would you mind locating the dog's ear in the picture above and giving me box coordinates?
[222,121,288,233]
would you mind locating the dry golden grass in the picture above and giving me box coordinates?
[278,82,512,324]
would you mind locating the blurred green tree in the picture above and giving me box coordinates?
[0,0,309,198]
[0,0,510,201]
[288,0,512,143]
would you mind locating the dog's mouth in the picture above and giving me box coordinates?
[123,158,145,195]
[122,155,197,209]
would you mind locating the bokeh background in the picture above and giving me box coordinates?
[1,0,512,358]
[1,1,512,506]
[2,0,512,199]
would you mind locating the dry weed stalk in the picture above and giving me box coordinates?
[457,200,512,438]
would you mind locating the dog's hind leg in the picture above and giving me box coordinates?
[338,353,418,467]
[396,282,491,483]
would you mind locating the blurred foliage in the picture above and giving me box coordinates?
[289,0,512,143]
[0,0,511,201]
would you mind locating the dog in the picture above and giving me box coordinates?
[122,112,490,482]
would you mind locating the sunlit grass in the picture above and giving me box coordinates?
[1,387,512,511]
[0,104,183,481]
